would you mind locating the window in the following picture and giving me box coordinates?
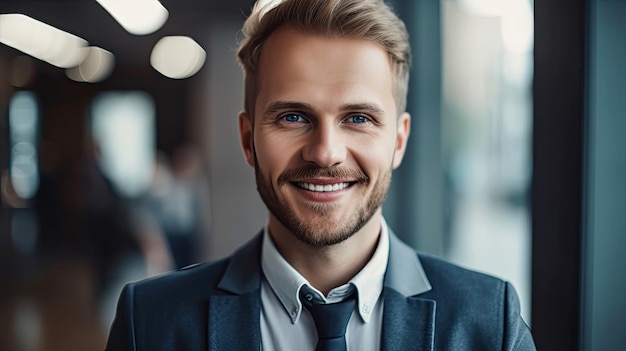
[9,91,40,200]
[441,0,534,323]
[90,91,155,198]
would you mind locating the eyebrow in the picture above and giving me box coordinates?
[263,101,386,116]
[264,101,313,116]
[341,103,386,115]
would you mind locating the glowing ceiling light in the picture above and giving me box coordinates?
[66,47,115,83]
[150,36,206,79]
[96,0,169,35]
[0,14,88,68]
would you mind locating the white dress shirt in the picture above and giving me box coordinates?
[260,218,391,351]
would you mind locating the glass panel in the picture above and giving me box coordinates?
[441,0,534,323]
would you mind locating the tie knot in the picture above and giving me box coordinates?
[300,289,356,351]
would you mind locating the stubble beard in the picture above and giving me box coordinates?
[254,160,391,247]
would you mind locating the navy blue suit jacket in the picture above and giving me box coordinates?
[105,231,536,350]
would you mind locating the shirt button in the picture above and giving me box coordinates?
[291,308,297,316]
[363,305,370,313]
[305,294,313,301]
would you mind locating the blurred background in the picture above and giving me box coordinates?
[0,0,624,350]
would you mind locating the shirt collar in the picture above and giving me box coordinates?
[261,218,390,324]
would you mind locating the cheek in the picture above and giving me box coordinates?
[363,131,397,158]
[350,138,396,174]
[254,135,301,175]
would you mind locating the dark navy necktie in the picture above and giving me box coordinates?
[300,290,357,351]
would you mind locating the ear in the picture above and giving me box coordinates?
[392,112,411,170]
[238,111,255,167]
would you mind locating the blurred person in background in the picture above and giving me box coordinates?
[79,138,142,297]
[130,152,176,275]
[132,145,206,273]
[106,0,536,350]
[33,136,142,297]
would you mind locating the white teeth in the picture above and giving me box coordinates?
[297,182,350,192]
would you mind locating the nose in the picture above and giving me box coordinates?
[301,122,346,168]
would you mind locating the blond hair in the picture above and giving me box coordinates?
[237,0,411,117]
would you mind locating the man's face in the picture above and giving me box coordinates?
[239,26,410,247]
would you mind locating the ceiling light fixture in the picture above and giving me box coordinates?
[66,47,115,83]
[150,36,206,79]
[96,0,169,35]
[0,14,88,68]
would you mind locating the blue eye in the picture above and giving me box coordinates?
[282,114,306,123]
[347,115,369,124]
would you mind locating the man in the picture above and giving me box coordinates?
[106,0,536,350]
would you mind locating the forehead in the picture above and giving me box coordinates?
[255,25,396,114]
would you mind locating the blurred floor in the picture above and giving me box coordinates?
[0,257,107,351]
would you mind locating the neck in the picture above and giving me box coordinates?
[268,211,382,296]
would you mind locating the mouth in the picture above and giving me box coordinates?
[294,182,353,192]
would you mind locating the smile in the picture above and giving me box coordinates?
[296,182,351,192]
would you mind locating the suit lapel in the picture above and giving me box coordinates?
[208,292,261,351]
[208,232,264,351]
[382,231,435,351]
[384,231,432,296]
[381,287,435,351]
